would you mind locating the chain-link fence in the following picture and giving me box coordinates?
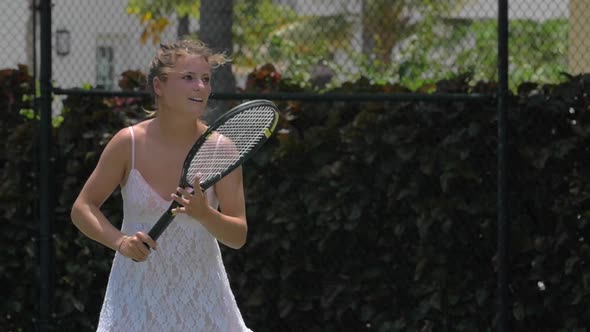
[5,1,590,331]
[1,1,36,77]
[0,0,586,93]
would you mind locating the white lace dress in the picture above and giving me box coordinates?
[96,127,252,332]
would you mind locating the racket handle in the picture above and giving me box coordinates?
[148,201,179,241]
[132,201,179,262]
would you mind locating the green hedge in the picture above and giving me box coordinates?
[2,65,590,331]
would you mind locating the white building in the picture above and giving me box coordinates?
[454,0,568,20]
[51,0,177,89]
[1,0,176,89]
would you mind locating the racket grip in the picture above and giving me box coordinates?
[132,201,179,262]
[148,201,180,241]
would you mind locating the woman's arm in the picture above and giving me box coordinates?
[70,129,157,261]
[172,166,248,249]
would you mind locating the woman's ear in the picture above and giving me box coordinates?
[153,76,163,97]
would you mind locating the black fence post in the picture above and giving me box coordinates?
[497,0,510,331]
[39,0,54,330]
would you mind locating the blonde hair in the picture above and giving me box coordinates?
[146,39,230,115]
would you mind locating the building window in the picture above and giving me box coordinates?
[96,46,114,89]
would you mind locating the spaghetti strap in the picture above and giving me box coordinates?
[215,133,224,149]
[128,126,135,170]
[212,134,224,167]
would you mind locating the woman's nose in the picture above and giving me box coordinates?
[193,78,206,89]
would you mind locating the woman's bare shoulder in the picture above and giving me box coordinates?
[128,119,154,138]
[100,127,134,167]
[110,124,142,147]
[101,120,148,166]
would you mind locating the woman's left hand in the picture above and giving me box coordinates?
[171,175,212,222]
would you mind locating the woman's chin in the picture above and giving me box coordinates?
[185,107,205,117]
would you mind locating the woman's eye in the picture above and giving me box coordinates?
[202,77,210,84]
[183,75,195,81]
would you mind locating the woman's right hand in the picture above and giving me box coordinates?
[118,232,157,262]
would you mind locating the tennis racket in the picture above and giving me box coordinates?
[146,99,279,243]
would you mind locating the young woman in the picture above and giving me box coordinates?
[71,39,252,331]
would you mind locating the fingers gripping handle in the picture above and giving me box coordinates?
[133,201,180,262]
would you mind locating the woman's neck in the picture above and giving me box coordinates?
[150,113,206,145]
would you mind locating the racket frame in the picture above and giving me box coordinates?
[146,99,279,242]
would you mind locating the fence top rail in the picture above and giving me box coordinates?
[53,88,494,102]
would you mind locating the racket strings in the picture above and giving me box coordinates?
[186,105,276,185]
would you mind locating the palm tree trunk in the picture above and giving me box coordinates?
[200,0,235,118]
[362,0,404,65]
[569,0,590,74]
[361,0,376,59]
[177,14,190,39]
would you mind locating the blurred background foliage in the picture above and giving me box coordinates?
[125,0,568,91]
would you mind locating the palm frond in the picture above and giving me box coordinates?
[269,14,353,49]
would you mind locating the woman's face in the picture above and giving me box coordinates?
[156,54,212,117]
